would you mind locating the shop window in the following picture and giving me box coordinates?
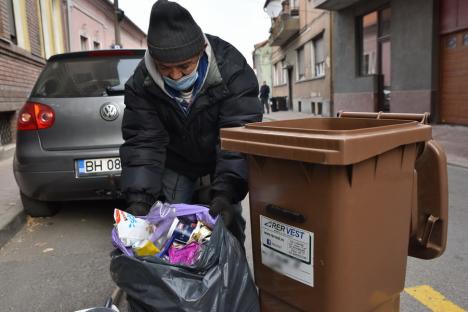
[463,34,468,46]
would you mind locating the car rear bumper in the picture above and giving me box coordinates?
[14,131,123,201]
[14,170,122,201]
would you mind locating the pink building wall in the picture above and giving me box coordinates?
[70,0,146,51]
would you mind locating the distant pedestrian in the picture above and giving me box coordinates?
[259,81,270,114]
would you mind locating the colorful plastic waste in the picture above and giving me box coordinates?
[168,242,202,265]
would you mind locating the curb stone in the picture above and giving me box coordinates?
[0,144,15,161]
[0,210,26,249]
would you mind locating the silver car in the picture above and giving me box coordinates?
[13,49,145,217]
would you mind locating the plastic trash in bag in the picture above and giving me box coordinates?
[110,203,259,312]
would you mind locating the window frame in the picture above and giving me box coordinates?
[296,45,306,81]
[313,32,325,77]
[357,6,391,77]
[7,0,17,44]
[273,60,287,86]
[80,35,89,51]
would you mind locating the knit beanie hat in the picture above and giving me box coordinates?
[147,0,205,63]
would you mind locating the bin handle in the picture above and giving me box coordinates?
[338,111,430,124]
[408,140,448,259]
[266,204,306,223]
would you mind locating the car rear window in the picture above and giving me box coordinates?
[31,55,141,98]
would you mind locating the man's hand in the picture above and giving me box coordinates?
[209,195,234,227]
[126,202,151,216]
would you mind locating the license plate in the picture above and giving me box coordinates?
[76,157,121,177]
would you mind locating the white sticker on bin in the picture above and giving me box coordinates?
[260,215,314,287]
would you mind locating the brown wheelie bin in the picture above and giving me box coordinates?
[220,112,448,312]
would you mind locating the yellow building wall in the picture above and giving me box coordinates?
[38,0,65,58]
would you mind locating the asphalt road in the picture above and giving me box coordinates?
[0,166,466,311]
[0,201,120,312]
[401,165,468,311]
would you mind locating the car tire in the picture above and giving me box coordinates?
[20,193,59,217]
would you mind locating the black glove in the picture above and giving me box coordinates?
[125,202,151,216]
[209,195,235,227]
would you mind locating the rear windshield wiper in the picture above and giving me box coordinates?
[105,86,125,95]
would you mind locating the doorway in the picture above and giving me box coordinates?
[361,7,391,112]
[440,30,468,125]
[287,67,293,110]
[378,39,391,112]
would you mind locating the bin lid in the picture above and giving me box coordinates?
[220,117,432,165]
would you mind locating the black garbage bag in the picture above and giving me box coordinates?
[110,219,260,312]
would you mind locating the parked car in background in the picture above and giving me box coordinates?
[13,49,145,217]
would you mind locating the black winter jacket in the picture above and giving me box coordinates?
[120,35,263,206]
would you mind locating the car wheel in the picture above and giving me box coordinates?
[20,193,59,217]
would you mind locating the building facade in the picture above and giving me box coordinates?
[0,0,66,148]
[69,0,146,51]
[439,0,468,125]
[0,0,147,151]
[253,40,273,89]
[315,0,468,125]
[264,0,332,115]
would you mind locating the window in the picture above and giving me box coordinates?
[274,60,287,85]
[7,0,29,50]
[7,0,17,44]
[297,41,313,80]
[81,36,88,51]
[297,46,306,80]
[359,8,391,76]
[290,0,299,9]
[296,35,325,81]
[31,55,142,98]
[290,0,299,15]
[447,36,457,48]
[360,12,378,75]
[39,0,64,58]
[464,34,468,46]
[51,0,64,54]
[313,34,325,77]
[317,102,323,115]
[93,41,101,50]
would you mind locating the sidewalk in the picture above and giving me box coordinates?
[0,155,24,249]
[263,111,468,168]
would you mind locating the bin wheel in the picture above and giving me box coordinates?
[20,193,58,217]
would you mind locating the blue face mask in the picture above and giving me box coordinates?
[162,62,199,91]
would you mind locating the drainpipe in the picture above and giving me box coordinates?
[114,0,121,48]
[329,11,334,117]
[66,0,72,51]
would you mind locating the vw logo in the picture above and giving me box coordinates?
[100,103,119,121]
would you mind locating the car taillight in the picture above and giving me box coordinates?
[17,102,55,131]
